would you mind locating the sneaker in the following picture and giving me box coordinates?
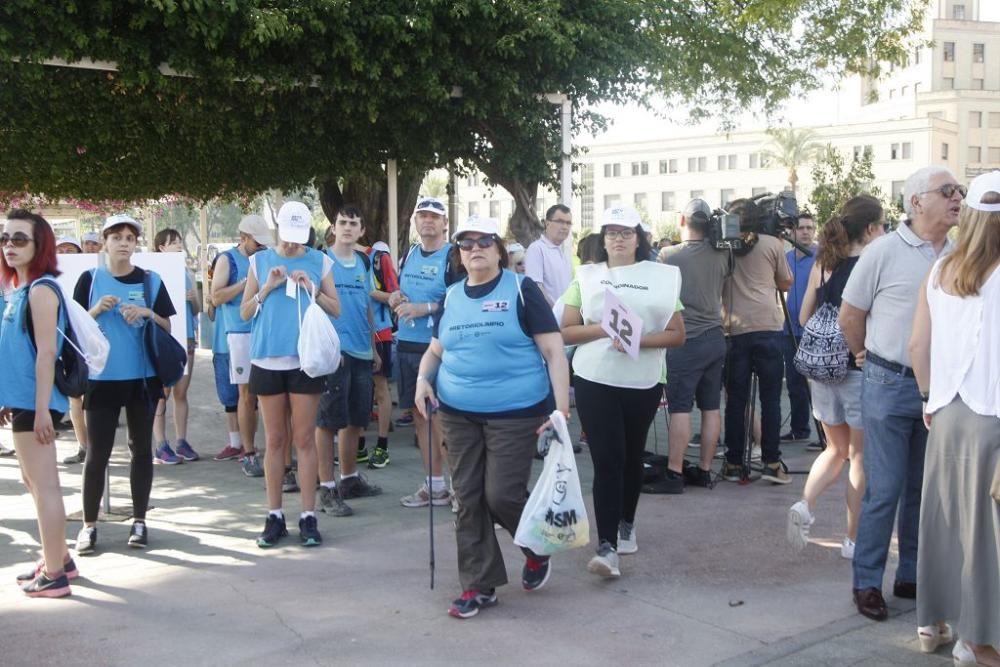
[76,526,97,556]
[761,460,791,485]
[339,474,382,499]
[787,500,813,551]
[400,483,450,508]
[62,448,86,464]
[641,471,684,494]
[213,445,243,461]
[356,447,370,464]
[683,463,714,488]
[750,446,762,462]
[587,541,621,578]
[448,589,497,619]
[257,514,288,548]
[0,445,15,457]
[618,521,638,555]
[394,414,414,428]
[282,468,299,493]
[522,555,551,592]
[154,442,182,465]
[368,446,390,469]
[17,557,80,583]
[299,515,322,547]
[572,442,583,454]
[780,430,810,442]
[175,439,199,462]
[318,485,354,517]
[241,453,264,478]
[21,571,71,598]
[721,461,744,482]
[806,440,825,452]
[127,521,148,548]
[841,537,856,560]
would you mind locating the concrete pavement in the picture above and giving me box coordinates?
[0,350,949,666]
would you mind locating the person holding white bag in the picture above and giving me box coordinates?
[414,216,569,620]
[561,206,685,578]
[240,201,340,549]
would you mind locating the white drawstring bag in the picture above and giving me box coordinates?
[296,284,341,378]
[514,410,590,555]
[64,294,110,375]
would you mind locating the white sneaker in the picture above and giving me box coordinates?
[617,521,638,555]
[917,623,953,653]
[399,483,450,508]
[76,526,97,555]
[587,542,621,577]
[841,537,856,560]
[750,445,762,462]
[953,639,976,666]
[786,501,813,552]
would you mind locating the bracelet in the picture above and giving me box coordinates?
[417,374,431,384]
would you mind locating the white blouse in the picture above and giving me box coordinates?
[926,259,1000,417]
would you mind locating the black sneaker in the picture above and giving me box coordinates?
[127,521,148,548]
[17,557,80,583]
[780,431,810,442]
[339,474,383,499]
[683,462,714,488]
[522,555,551,592]
[257,514,288,548]
[641,469,684,494]
[298,515,322,547]
[448,589,497,619]
[356,447,370,464]
[62,448,86,464]
[806,440,825,452]
[318,485,354,517]
[368,447,390,469]
[21,571,71,598]
[282,468,299,493]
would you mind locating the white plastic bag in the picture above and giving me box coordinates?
[63,293,110,375]
[514,411,590,555]
[297,286,341,378]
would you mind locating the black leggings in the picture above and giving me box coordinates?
[82,399,155,523]
[575,377,663,547]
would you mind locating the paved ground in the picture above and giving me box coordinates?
[0,350,948,666]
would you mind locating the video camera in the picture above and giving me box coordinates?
[709,191,803,254]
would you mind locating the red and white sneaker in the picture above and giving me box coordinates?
[213,445,243,461]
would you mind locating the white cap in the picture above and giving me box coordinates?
[597,205,643,232]
[81,231,101,244]
[639,222,651,234]
[966,171,1000,212]
[452,215,500,240]
[56,236,81,250]
[102,213,142,235]
[276,201,312,244]
[506,242,525,254]
[371,241,390,253]
[238,214,273,246]
[414,197,447,216]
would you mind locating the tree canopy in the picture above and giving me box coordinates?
[0,0,928,243]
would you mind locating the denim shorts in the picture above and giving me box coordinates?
[317,355,374,430]
[212,353,239,412]
[810,369,863,429]
[397,350,423,410]
[665,327,726,413]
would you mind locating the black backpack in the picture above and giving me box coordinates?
[141,271,188,388]
[25,277,89,398]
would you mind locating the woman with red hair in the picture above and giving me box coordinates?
[0,209,78,598]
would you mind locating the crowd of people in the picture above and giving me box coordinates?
[1,169,998,662]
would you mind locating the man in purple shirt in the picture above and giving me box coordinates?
[524,204,573,305]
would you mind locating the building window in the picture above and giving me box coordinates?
[889,88,896,99]
[690,190,704,200]
[989,147,1000,164]
[604,163,621,178]
[659,160,669,174]
[468,201,480,217]
[631,161,648,176]
[973,43,985,63]
[892,180,905,208]
[970,146,982,163]
[853,145,864,160]
[943,42,955,62]
[942,143,950,160]
[728,154,737,170]
[717,155,727,170]
[466,173,479,187]
[943,77,955,90]
[716,154,736,170]
[603,195,620,210]
[489,200,500,219]
[902,142,912,159]
[901,85,909,96]
[720,189,736,207]
[661,191,675,211]
[928,111,944,120]
[891,143,900,159]
[698,157,707,172]
[668,159,678,173]
[752,187,768,197]
[634,192,647,209]
[990,112,1000,128]
[974,78,985,90]
[953,4,966,20]
[971,111,983,128]
[688,157,707,173]
[687,157,697,172]
[604,163,612,178]
[749,153,759,169]
[914,48,922,65]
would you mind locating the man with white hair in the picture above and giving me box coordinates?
[839,165,962,621]
[524,204,573,305]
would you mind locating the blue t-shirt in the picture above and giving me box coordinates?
[328,249,374,360]
[785,247,816,337]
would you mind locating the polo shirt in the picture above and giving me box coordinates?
[524,234,572,303]
[784,246,816,337]
[841,222,953,367]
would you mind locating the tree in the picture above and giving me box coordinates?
[0,1,928,243]
[808,145,890,225]
[761,128,823,197]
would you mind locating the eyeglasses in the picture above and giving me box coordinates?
[604,229,636,240]
[416,200,446,213]
[920,183,967,199]
[456,236,496,251]
[547,217,572,226]
[0,233,33,248]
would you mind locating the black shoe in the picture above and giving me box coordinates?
[522,554,551,592]
[257,514,288,548]
[318,485,354,517]
[356,447,370,464]
[780,431,810,442]
[299,515,322,547]
[682,462,714,488]
[853,587,888,621]
[282,468,299,493]
[572,443,582,454]
[339,474,383,499]
[806,440,825,452]
[641,469,684,494]
[127,521,148,548]
[893,581,917,599]
[62,448,86,464]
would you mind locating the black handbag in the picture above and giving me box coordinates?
[142,271,187,388]
[25,278,89,398]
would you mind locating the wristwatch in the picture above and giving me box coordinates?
[919,391,930,402]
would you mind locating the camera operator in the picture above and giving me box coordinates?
[656,199,730,493]
[721,198,794,484]
[782,213,817,443]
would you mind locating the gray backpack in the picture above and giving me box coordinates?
[793,302,849,384]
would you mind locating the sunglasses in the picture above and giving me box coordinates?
[920,183,967,199]
[0,233,33,248]
[604,229,636,240]
[417,200,446,213]
[456,236,496,251]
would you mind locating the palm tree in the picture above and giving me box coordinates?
[761,127,822,197]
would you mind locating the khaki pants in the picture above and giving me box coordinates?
[440,411,545,592]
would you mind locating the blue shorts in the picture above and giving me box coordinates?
[317,355,374,430]
[213,353,238,412]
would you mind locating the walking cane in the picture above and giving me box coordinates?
[425,398,435,590]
